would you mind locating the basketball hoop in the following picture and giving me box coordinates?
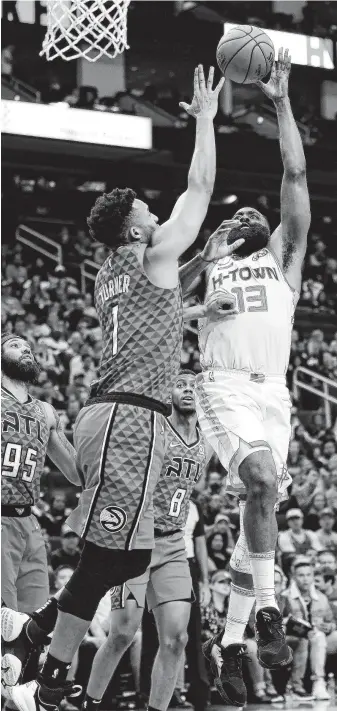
[40,0,131,62]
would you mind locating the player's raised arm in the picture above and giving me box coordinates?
[146,66,223,264]
[43,403,82,486]
[256,48,310,292]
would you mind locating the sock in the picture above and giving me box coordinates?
[40,652,71,686]
[248,551,278,612]
[221,583,255,648]
[31,597,58,634]
[82,694,102,710]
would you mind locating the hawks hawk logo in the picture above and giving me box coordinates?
[100,506,127,533]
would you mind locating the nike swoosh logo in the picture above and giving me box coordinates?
[169,443,180,448]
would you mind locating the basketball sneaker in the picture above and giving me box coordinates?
[9,679,82,711]
[1,608,50,686]
[202,631,247,707]
[255,607,293,669]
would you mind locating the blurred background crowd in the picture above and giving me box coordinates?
[2,0,337,708]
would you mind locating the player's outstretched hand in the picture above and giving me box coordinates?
[255,47,291,103]
[200,219,244,262]
[179,65,225,120]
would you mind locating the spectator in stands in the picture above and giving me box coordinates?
[52,565,76,594]
[316,509,337,554]
[282,559,333,700]
[50,528,81,571]
[316,550,337,574]
[304,492,327,531]
[314,568,337,624]
[39,492,71,537]
[326,473,337,513]
[1,44,15,82]
[207,532,230,572]
[278,509,323,556]
[59,395,82,442]
[39,379,65,410]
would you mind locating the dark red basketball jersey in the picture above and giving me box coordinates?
[91,245,183,408]
[1,387,50,506]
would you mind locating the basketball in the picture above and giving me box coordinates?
[216,25,275,84]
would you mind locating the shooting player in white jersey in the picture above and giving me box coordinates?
[181,49,310,706]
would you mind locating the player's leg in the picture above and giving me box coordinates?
[196,374,291,676]
[150,601,190,711]
[1,518,27,694]
[11,403,164,711]
[83,598,144,708]
[2,517,50,689]
[147,535,192,711]
[203,501,253,706]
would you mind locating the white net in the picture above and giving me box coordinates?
[40,0,131,62]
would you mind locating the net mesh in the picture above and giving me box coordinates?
[40,0,130,62]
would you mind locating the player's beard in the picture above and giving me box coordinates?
[1,354,41,384]
[227,223,270,258]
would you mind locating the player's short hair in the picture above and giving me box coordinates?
[87,188,137,250]
[177,369,196,378]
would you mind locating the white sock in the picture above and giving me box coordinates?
[221,583,255,648]
[248,551,278,612]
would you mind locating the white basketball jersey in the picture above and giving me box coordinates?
[198,248,298,376]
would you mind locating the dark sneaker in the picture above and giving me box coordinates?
[255,607,293,670]
[1,608,49,684]
[202,632,247,707]
[169,691,193,708]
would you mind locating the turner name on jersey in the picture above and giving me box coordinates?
[153,420,207,534]
[199,249,298,376]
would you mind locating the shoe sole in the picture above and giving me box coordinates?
[1,608,29,643]
[258,647,293,670]
[203,640,246,708]
[10,682,38,711]
[2,652,22,686]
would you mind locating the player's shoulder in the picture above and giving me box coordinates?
[37,399,55,429]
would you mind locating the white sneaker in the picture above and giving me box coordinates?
[1,608,29,642]
[2,651,22,687]
[312,679,330,700]
[8,680,39,711]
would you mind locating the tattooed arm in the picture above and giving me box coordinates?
[43,402,82,486]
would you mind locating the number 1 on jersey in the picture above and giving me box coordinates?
[112,304,119,356]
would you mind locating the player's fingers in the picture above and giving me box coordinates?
[226,238,245,254]
[179,102,190,112]
[278,46,283,65]
[214,76,225,95]
[207,66,214,91]
[193,66,201,97]
[198,64,206,92]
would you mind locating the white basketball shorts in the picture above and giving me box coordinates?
[195,369,292,498]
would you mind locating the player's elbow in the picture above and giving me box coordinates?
[284,165,307,182]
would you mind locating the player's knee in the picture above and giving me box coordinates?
[107,624,138,653]
[239,450,277,501]
[161,629,188,657]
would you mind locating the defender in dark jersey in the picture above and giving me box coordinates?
[68,371,212,711]
[1,334,81,694]
[11,65,229,711]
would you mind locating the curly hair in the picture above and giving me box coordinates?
[87,188,137,250]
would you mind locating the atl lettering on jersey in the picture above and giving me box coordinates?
[153,420,206,534]
[91,245,183,406]
[1,388,50,506]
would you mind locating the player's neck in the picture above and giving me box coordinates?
[170,411,198,444]
[2,375,29,403]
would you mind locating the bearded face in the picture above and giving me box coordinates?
[1,338,40,385]
[227,207,270,258]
